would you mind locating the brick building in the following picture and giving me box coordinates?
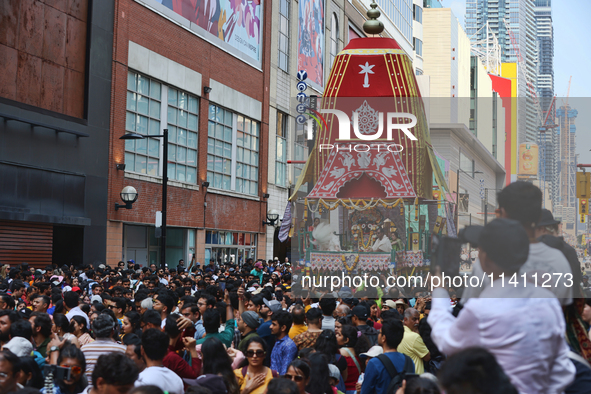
[107,0,271,268]
[0,0,114,268]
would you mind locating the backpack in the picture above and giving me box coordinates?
[377,354,415,394]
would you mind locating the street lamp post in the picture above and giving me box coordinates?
[120,129,169,270]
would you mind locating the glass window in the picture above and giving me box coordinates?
[207,104,260,195]
[293,142,308,185]
[125,72,161,176]
[204,231,257,265]
[278,0,290,72]
[413,4,422,23]
[276,112,288,187]
[377,0,412,42]
[166,228,184,248]
[413,38,423,57]
[330,14,339,68]
[125,71,199,184]
[167,88,199,184]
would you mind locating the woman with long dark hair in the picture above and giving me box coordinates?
[41,343,87,394]
[282,359,310,394]
[201,337,240,394]
[70,315,93,346]
[314,330,347,392]
[367,300,381,330]
[337,325,362,394]
[306,353,333,394]
[234,336,277,394]
[18,356,44,389]
[121,311,142,339]
[52,314,80,347]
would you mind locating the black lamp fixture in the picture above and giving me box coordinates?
[262,209,280,226]
[203,86,212,94]
[115,186,138,210]
[202,181,210,188]
[263,193,270,199]
[116,163,126,171]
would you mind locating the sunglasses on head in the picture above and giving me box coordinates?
[245,350,265,358]
[282,374,305,382]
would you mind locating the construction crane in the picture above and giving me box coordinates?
[565,75,572,108]
[469,21,502,76]
[539,95,558,131]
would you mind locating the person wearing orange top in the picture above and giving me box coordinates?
[288,305,307,339]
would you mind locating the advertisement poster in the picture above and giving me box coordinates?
[298,0,324,87]
[160,0,262,62]
[518,143,538,176]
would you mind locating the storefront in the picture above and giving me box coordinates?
[204,230,257,266]
[123,225,196,269]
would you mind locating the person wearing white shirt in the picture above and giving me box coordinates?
[461,182,573,306]
[428,218,575,394]
[135,328,184,394]
[371,229,392,253]
[64,291,90,329]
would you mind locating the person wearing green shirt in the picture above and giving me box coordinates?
[250,261,264,284]
[390,231,404,252]
[30,311,52,358]
[195,292,235,348]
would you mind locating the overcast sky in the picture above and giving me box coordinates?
[440,0,591,163]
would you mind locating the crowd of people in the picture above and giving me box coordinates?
[0,182,590,394]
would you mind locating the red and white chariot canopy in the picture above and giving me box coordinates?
[307,143,416,200]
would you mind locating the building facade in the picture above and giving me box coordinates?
[264,0,422,261]
[466,0,538,144]
[265,0,348,262]
[534,0,554,114]
[430,124,506,227]
[106,0,272,268]
[412,0,424,75]
[0,0,114,268]
[534,0,557,208]
[557,104,577,234]
[422,7,506,226]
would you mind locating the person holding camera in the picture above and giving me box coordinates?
[428,218,575,394]
[42,338,87,394]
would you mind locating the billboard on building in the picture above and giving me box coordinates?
[159,0,263,62]
[298,0,324,87]
[518,143,538,176]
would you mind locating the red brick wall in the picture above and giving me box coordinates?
[106,221,123,267]
[0,0,87,118]
[108,0,271,239]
